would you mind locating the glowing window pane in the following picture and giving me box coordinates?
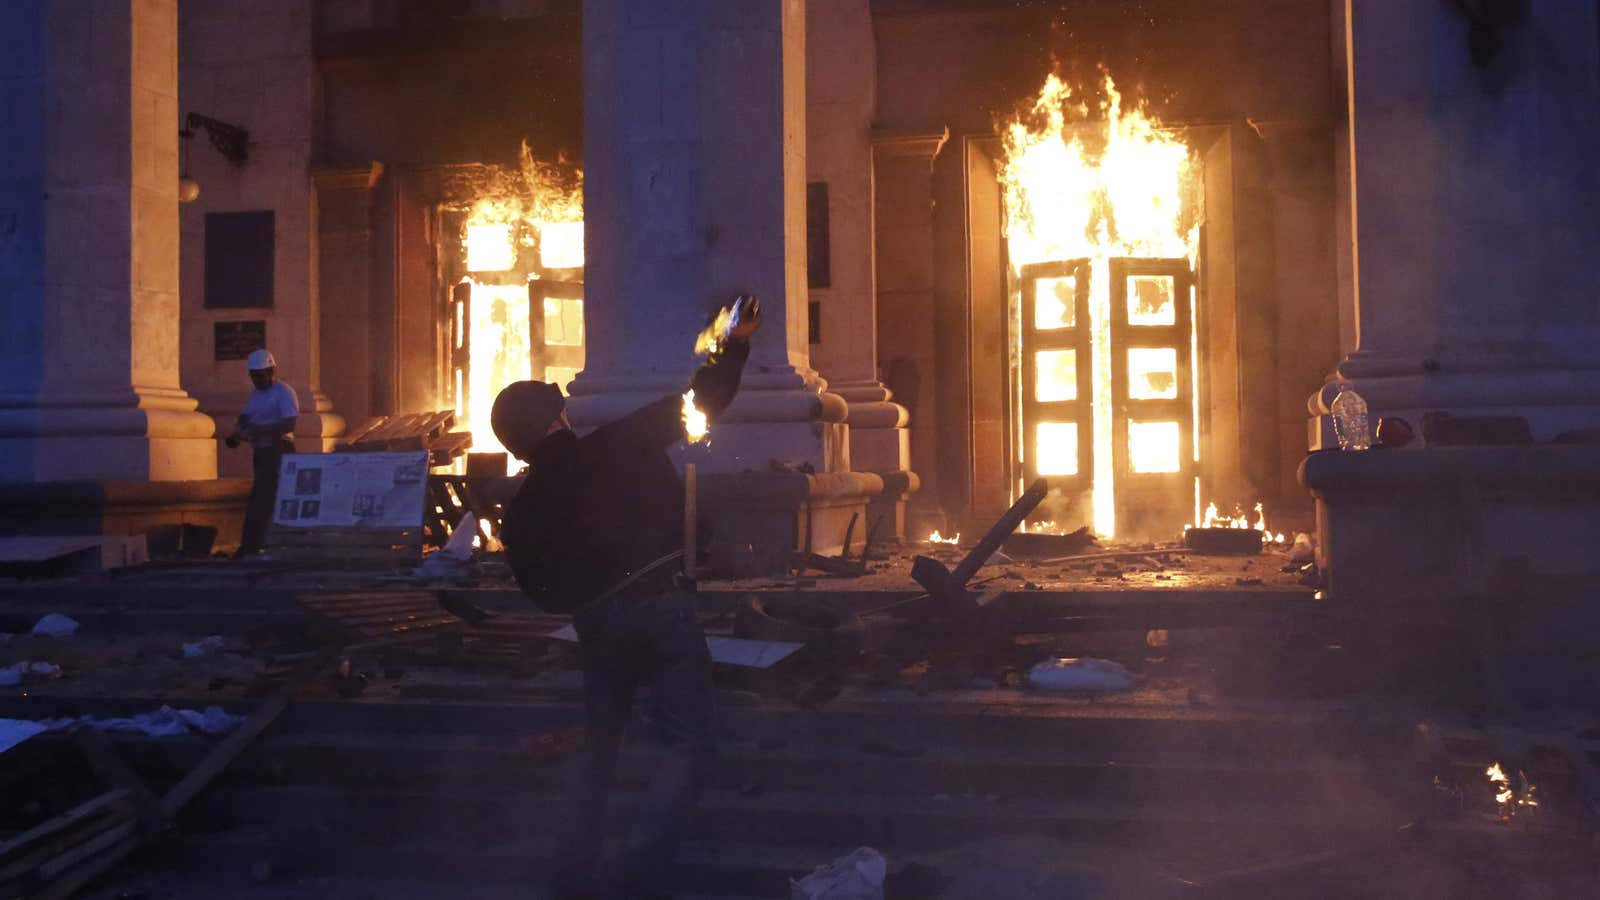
[1127,348,1178,399]
[1128,275,1176,326]
[539,221,585,270]
[1128,420,1181,474]
[466,224,515,272]
[543,297,584,347]
[545,366,580,394]
[1034,350,1077,402]
[1035,422,1079,476]
[453,300,465,349]
[1033,276,1076,330]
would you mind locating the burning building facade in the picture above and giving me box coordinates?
[3,0,1599,595]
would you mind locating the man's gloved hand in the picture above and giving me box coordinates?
[729,295,762,339]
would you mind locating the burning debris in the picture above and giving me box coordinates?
[1486,762,1539,818]
[926,530,961,546]
[1190,501,1287,544]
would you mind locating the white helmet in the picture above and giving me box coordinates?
[246,349,277,371]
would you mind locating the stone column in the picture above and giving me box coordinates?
[805,0,915,535]
[1309,0,1600,443]
[872,131,947,534]
[313,163,384,433]
[0,0,217,482]
[572,0,880,563]
[1302,1,1600,610]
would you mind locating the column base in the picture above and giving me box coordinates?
[1299,446,1600,606]
[0,387,219,482]
[700,470,885,576]
[828,380,916,540]
[1307,356,1600,449]
[1300,445,1600,707]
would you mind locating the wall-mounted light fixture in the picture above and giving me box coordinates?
[177,113,251,204]
[185,113,250,163]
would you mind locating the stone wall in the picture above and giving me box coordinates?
[178,0,325,477]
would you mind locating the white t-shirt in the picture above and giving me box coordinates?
[241,380,300,447]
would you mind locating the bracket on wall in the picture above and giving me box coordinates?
[184,113,250,164]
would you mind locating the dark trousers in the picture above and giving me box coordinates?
[239,439,291,555]
[564,590,714,891]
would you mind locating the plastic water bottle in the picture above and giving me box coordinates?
[1330,386,1371,451]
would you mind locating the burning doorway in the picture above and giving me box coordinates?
[438,150,584,474]
[993,75,1209,542]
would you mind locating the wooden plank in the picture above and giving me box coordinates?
[160,691,290,818]
[24,830,141,900]
[270,530,422,547]
[72,730,166,835]
[340,416,390,446]
[416,410,455,441]
[0,791,130,870]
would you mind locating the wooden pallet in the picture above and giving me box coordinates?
[341,410,471,467]
[266,526,426,567]
[425,476,501,548]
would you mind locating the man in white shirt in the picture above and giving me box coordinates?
[227,349,299,558]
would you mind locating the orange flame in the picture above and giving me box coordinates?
[1000,73,1198,539]
[682,390,709,443]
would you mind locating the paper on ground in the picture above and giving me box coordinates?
[0,719,47,755]
[547,625,803,669]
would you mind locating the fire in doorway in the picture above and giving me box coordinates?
[442,144,584,474]
[999,73,1201,541]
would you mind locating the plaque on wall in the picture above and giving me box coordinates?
[214,320,267,361]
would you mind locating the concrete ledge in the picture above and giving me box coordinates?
[1300,445,1600,495]
[1299,446,1600,608]
[0,478,251,540]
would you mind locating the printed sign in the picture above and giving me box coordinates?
[271,451,428,529]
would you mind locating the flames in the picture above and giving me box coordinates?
[1191,501,1286,544]
[682,390,709,443]
[1486,762,1538,816]
[453,144,584,466]
[999,73,1197,539]
[927,530,961,545]
[461,142,584,269]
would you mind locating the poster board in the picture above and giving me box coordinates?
[272,452,429,529]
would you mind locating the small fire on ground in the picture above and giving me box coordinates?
[926,530,961,545]
[1188,501,1285,544]
[1486,762,1539,817]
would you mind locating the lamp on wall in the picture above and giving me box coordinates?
[178,126,200,203]
[177,112,252,203]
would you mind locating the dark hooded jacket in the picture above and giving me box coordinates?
[499,339,749,612]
